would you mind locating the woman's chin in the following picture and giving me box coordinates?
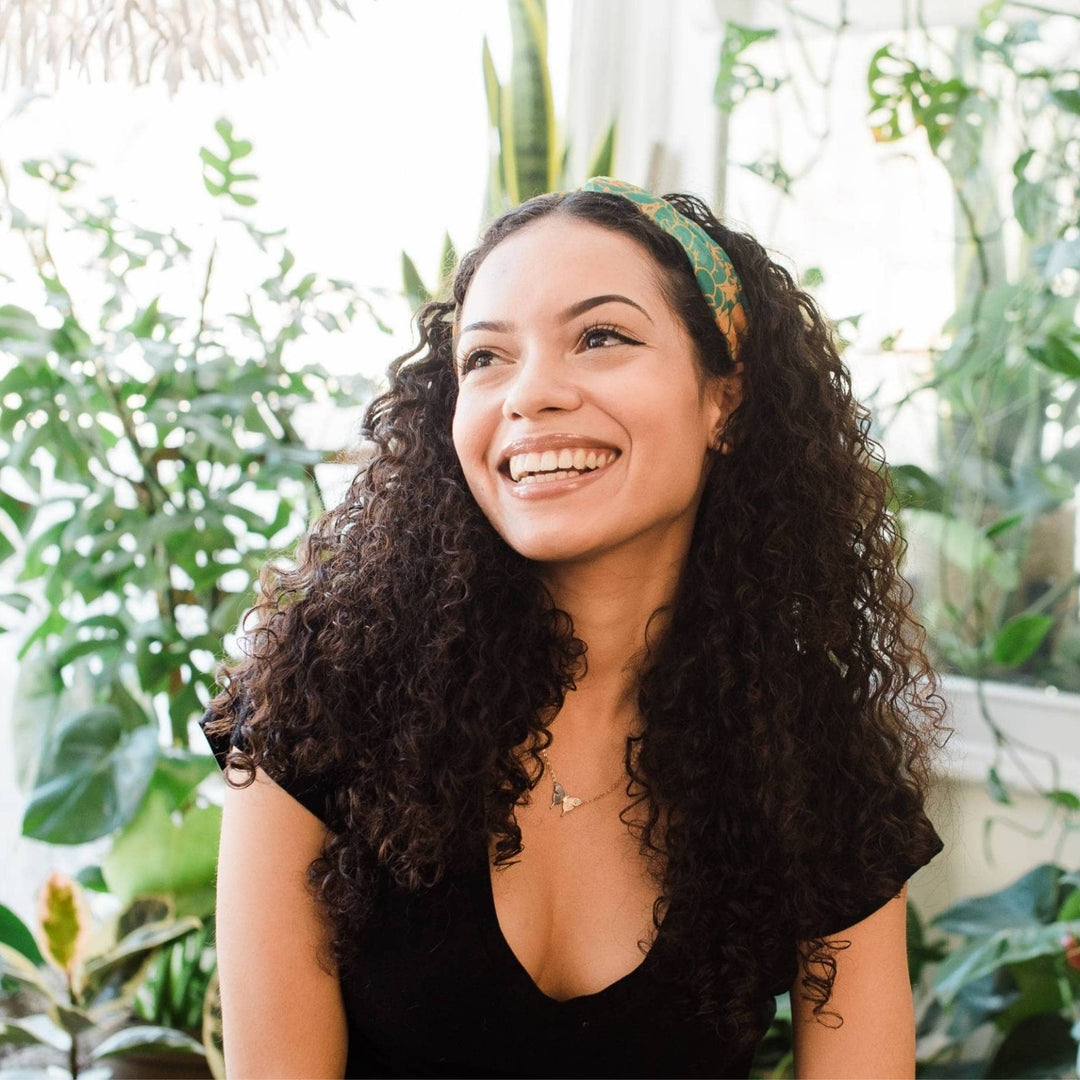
[501,531,605,566]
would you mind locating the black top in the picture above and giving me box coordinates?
[200,711,944,1079]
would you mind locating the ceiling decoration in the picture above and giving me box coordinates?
[0,0,355,94]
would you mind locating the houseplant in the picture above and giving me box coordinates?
[866,12,1080,697]
[0,874,210,1077]
[0,115,384,1067]
[714,4,1080,696]
[402,0,616,307]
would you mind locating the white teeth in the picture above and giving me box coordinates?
[521,470,586,484]
[507,447,617,482]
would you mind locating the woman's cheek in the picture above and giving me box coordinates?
[451,405,491,494]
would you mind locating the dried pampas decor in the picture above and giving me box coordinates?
[0,0,356,94]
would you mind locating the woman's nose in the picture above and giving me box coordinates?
[500,351,583,420]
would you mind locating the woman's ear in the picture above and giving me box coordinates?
[709,362,744,454]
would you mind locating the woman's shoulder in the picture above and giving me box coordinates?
[199,702,339,827]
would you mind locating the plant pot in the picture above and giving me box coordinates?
[938,672,1080,790]
[103,1051,214,1079]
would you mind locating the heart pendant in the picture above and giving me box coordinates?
[560,796,583,815]
[550,781,566,809]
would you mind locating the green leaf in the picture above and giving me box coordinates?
[0,303,47,343]
[1047,789,1080,812]
[715,21,779,113]
[201,119,258,207]
[0,591,34,614]
[401,252,431,310]
[22,709,159,844]
[902,508,1018,590]
[0,942,56,999]
[1012,147,1035,181]
[1012,177,1043,236]
[932,919,1080,1007]
[17,516,68,583]
[37,872,88,973]
[0,903,45,965]
[102,788,221,909]
[1058,888,1080,922]
[0,1013,72,1052]
[481,36,502,130]
[148,749,218,813]
[505,0,557,201]
[128,297,162,340]
[1025,330,1080,378]
[985,513,1023,540]
[90,1024,205,1060]
[891,464,945,513]
[1050,88,1080,115]
[933,864,1062,937]
[586,121,617,180]
[0,488,34,534]
[10,651,65,792]
[987,766,1011,806]
[76,865,109,893]
[83,917,202,994]
[1035,238,1080,280]
[438,231,458,290]
[992,614,1054,666]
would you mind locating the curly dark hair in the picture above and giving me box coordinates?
[204,188,950,1059]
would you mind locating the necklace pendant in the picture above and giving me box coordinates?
[550,781,566,809]
[560,795,583,815]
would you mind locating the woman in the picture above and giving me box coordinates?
[202,177,947,1078]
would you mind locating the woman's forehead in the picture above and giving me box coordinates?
[458,216,664,323]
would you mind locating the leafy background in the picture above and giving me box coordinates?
[3,0,1080,1076]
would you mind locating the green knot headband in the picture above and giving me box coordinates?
[580,177,747,362]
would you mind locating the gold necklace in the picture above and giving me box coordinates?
[540,746,626,815]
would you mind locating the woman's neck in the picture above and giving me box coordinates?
[537,542,686,754]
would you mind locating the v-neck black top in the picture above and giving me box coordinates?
[201,711,944,1078]
[335,849,761,1078]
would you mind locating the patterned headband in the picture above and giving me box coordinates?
[579,176,747,362]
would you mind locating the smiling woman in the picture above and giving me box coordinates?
[200,178,948,1078]
[451,215,735,569]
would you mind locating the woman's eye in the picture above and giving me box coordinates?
[460,350,494,373]
[583,327,632,349]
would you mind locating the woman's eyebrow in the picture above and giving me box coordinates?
[457,294,653,339]
[560,294,653,324]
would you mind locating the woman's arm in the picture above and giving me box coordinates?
[216,765,348,1078]
[791,885,914,1079]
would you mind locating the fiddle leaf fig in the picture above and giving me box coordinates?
[1,120,384,855]
[21,709,159,844]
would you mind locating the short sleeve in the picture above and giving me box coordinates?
[198,704,334,826]
[814,820,945,939]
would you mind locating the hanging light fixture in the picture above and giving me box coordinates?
[0,0,356,95]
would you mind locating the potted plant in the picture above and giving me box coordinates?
[867,16,1080,698]
[0,874,214,1077]
[0,115,386,1068]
